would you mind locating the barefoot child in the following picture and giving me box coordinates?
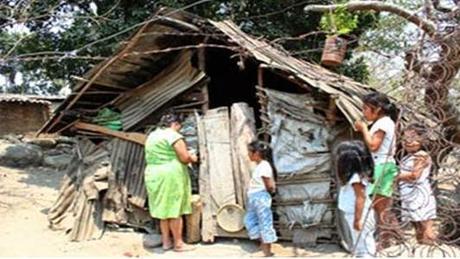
[244,141,277,257]
[336,140,376,257]
[396,124,437,245]
[354,92,399,248]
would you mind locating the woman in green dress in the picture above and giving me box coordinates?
[144,113,198,252]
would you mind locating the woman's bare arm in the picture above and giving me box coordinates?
[173,139,198,164]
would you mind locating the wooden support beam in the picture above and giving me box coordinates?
[65,21,150,111]
[69,91,122,96]
[257,64,270,143]
[56,120,79,134]
[73,122,146,145]
[326,96,338,126]
[171,100,208,110]
[199,37,209,112]
[71,76,130,90]
[36,112,64,136]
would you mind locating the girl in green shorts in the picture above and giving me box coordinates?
[354,92,399,250]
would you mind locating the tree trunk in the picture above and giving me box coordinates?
[422,30,460,144]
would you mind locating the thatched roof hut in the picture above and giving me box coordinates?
[40,8,410,247]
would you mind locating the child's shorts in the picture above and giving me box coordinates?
[244,191,277,243]
[370,162,398,198]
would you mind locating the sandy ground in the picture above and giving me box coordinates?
[0,165,348,257]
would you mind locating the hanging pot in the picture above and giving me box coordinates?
[321,35,347,67]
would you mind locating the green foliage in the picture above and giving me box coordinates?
[319,6,359,35]
[0,0,374,94]
[337,56,370,83]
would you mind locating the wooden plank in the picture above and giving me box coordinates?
[201,107,240,240]
[204,107,236,209]
[230,103,256,208]
[197,115,214,242]
[73,122,146,145]
[198,39,209,112]
[71,76,130,90]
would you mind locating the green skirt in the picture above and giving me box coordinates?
[144,160,192,219]
[369,162,398,198]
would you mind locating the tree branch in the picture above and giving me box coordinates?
[304,1,437,37]
[432,0,454,13]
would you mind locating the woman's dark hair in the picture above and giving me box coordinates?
[248,140,271,160]
[334,140,374,185]
[362,92,399,121]
[158,112,182,128]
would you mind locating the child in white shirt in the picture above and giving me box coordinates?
[396,124,436,245]
[336,140,376,257]
[244,140,277,257]
[354,92,399,249]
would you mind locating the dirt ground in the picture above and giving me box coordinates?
[0,165,347,257]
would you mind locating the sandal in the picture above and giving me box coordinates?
[162,245,173,251]
[162,242,173,251]
[173,244,196,252]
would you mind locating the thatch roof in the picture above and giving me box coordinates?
[39,8,375,135]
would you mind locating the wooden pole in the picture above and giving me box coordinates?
[257,64,270,143]
[73,122,146,145]
[199,37,209,112]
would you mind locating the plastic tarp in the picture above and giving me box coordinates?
[265,88,339,244]
[266,89,334,175]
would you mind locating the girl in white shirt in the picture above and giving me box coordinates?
[336,140,376,257]
[396,124,436,245]
[354,92,400,249]
[244,141,277,257]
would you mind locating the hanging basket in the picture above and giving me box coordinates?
[321,35,347,67]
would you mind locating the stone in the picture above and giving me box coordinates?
[0,142,43,167]
[1,134,22,144]
[142,234,162,248]
[43,154,73,169]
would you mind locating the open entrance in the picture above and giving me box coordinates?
[202,47,310,129]
[203,47,260,125]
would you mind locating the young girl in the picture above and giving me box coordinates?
[244,141,277,257]
[396,124,437,245]
[336,140,376,257]
[354,92,399,248]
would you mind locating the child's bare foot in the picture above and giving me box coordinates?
[418,238,435,246]
[260,243,274,257]
[376,240,392,252]
[251,251,274,257]
[263,251,274,257]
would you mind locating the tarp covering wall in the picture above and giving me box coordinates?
[266,89,333,175]
[265,88,340,244]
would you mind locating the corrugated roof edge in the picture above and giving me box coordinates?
[0,94,55,105]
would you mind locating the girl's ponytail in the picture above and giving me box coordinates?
[384,102,399,121]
